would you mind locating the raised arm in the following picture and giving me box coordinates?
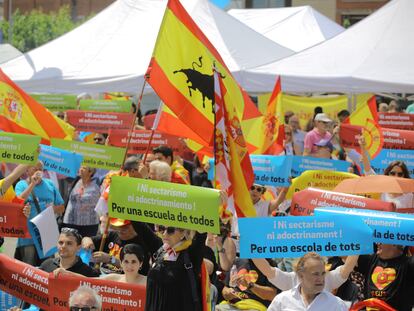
[340,255,359,280]
[358,135,372,174]
[0,164,29,196]
[251,258,276,279]
[252,258,296,291]
[269,187,289,215]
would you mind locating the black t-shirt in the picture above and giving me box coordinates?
[92,222,162,275]
[40,256,100,277]
[224,258,277,307]
[357,254,414,311]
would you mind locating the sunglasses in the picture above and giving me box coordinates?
[61,227,82,244]
[285,132,292,135]
[389,171,404,177]
[158,226,177,235]
[94,137,104,142]
[69,306,98,311]
[250,185,265,192]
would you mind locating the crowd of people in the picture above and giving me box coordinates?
[0,98,413,311]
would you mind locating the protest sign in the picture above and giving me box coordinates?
[66,110,134,133]
[0,202,30,238]
[79,99,132,113]
[291,188,395,216]
[51,138,125,170]
[0,290,19,310]
[340,124,414,151]
[108,129,183,154]
[0,254,49,309]
[31,94,77,111]
[315,207,414,246]
[29,206,59,259]
[208,155,291,187]
[378,112,414,130]
[39,144,83,178]
[286,170,358,199]
[108,176,220,233]
[370,149,414,178]
[0,132,40,164]
[239,215,373,258]
[250,155,291,187]
[49,274,145,311]
[290,155,350,177]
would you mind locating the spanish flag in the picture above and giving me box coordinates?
[343,96,383,159]
[214,70,255,218]
[146,0,261,147]
[258,77,284,155]
[0,69,74,143]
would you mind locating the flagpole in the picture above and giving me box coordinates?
[213,69,217,190]
[96,79,148,268]
[142,100,163,164]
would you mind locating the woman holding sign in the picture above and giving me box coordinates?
[359,137,414,212]
[145,226,208,311]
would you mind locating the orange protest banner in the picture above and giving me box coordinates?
[0,201,30,238]
[66,110,134,133]
[291,188,395,216]
[0,254,50,309]
[108,129,183,154]
[49,274,146,311]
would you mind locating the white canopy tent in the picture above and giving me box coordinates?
[228,6,344,52]
[0,44,23,64]
[246,0,414,94]
[0,0,293,94]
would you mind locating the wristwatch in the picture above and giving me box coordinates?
[218,248,226,254]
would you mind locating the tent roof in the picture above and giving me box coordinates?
[0,44,23,64]
[247,0,414,93]
[0,0,293,94]
[228,6,344,52]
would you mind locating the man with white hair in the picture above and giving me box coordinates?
[267,252,348,311]
[69,285,102,311]
[149,160,172,182]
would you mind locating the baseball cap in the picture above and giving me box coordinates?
[110,218,131,227]
[314,113,332,123]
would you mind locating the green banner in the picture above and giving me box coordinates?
[108,176,220,234]
[31,94,77,111]
[51,139,125,170]
[79,99,132,113]
[0,132,40,164]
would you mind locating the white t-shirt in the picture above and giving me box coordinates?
[268,265,346,292]
[381,192,414,211]
[267,284,348,311]
[254,199,270,217]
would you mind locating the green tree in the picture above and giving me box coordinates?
[0,6,82,53]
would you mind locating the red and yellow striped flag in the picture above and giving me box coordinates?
[146,0,261,147]
[214,70,255,218]
[0,69,74,143]
[259,77,284,155]
[344,96,383,158]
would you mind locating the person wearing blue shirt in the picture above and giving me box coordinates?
[14,161,64,266]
